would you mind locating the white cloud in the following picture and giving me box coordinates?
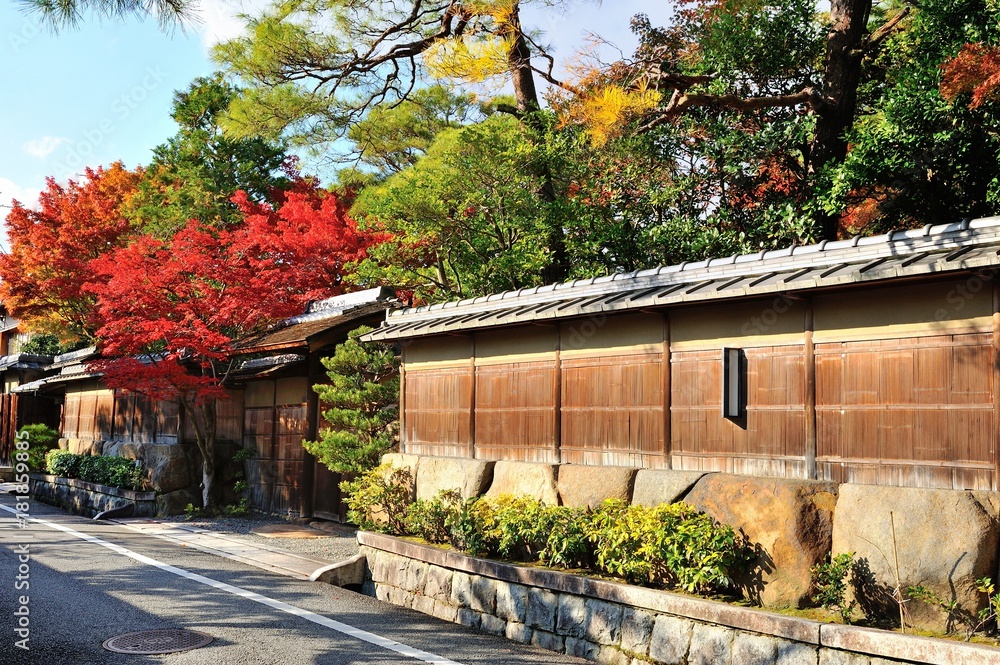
[0,178,38,209]
[0,178,41,252]
[22,136,69,159]
[194,0,270,50]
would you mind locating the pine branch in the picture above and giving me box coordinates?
[638,87,825,132]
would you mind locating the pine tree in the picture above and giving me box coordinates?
[305,327,400,474]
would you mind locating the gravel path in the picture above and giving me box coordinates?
[157,513,361,562]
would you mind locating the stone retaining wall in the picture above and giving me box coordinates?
[29,473,157,518]
[389,455,1000,627]
[359,532,1000,665]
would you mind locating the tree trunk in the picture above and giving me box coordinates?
[813,0,874,241]
[181,397,222,509]
[504,2,570,284]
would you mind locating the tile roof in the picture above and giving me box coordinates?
[231,287,397,353]
[363,217,1000,342]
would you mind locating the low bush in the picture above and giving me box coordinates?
[340,464,413,534]
[44,450,145,491]
[342,466,754,596]
[46,449,80,478]
[587,500,754,594]
[405,490,461,544]
[811,552,858,624]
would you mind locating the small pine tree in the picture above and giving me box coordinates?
[304,326,400,473]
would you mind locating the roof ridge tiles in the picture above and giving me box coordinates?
[384,216,1000,323]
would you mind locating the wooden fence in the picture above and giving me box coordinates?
[399,279,1000,492]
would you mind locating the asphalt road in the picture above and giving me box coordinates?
[0,494,586,665]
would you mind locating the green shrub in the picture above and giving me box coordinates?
[338,466,754,597]
[46,449,80,477]
[223,498,253,517]
[44,451,144,491]
[587,500,753,594]
[539,506,591,569]
[445,496,494,555]
[340,464,413,534]
[405,490,461,544]
[19,423,59,472]
[232,447,255,464]
[77,455,109,485]
[811,552,857,624]
[102,457,145,490]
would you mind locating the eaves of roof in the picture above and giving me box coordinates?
[362,217,1000,342]
[0,353,54,372]
[232,301,394,354]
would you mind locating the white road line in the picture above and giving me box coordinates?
[0,504,464,665]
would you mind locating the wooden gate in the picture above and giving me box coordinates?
[312,462,350,522]
[243,378,310,516]
[0,394,18,466]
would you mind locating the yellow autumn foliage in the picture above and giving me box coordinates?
[561,84,662,147]
[424,35,513,83]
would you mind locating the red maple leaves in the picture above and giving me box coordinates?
[3,173,387,404]
[941,43,1000,109]
[0,162,142,338]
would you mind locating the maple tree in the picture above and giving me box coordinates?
[85,182,383,507]
[941,43,1000,109]
[0,162,142,342]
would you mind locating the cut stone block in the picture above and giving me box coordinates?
[832,483,1000,632]
[485,461,559,504]
[416,456,494,500]
[557,464,637,509]
[631,469,707,507]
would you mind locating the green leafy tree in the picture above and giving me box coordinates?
[344,85,477,178]
[351,114,562,300]
[555,1,1000,244]
[125,74,291,237]
[214,0,582,282]
[18,423,59,472]
[304,326,399,474]
[19,333,62,356]
[822,0,1000,233]
[213,1,577,146]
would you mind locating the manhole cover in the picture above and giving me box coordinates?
[102,628,214,654]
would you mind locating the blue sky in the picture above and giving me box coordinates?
[0,0,673,236]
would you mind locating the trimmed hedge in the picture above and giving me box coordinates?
[343,464,755,596]
[45,450,145,491]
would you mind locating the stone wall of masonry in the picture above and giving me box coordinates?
[359,532,1000,665]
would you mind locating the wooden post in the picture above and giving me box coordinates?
[804,298,818,480]
[554,325,562,464]
[663,313,672,469]
[398,346,407,454]
[299,375,320,519]
[993,282,1000,491]
[468,335,477,460]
